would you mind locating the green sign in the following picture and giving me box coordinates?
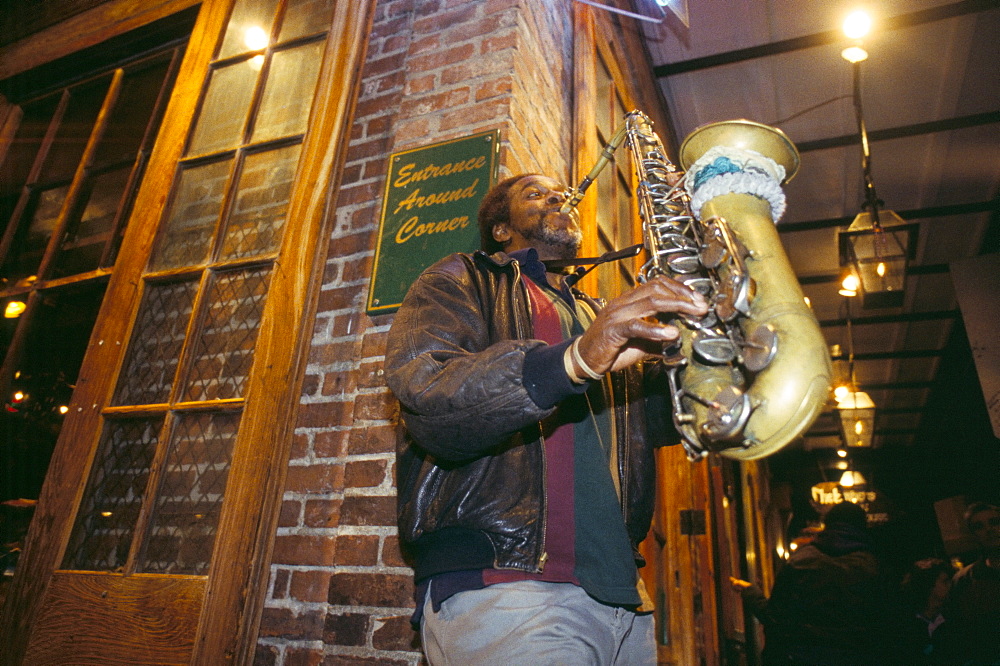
[366,130,500,314]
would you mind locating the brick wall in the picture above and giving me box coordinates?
[255,1,577,663]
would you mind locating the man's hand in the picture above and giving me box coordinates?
[574,275,708,375]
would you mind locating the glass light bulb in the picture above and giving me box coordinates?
[843,10,872,39]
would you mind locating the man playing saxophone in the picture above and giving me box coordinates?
[384,172,708,664]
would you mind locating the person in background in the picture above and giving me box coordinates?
[945,501,1000,665]
[897,557,958,664]
[384,173,708,664]
[730,501,891,665]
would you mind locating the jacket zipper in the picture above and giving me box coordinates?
[511,261,548,573]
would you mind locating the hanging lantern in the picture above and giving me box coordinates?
[836,389,876,448]
[839,210,917,309]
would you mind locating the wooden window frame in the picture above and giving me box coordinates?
[0,1,376,663]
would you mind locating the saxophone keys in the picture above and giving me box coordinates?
[742,324,778,372]
[701,385,752,443]
[692,329,739,364]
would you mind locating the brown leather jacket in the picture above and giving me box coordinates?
[384,250,673,582]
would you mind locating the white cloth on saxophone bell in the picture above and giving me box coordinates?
[685,146,788,222]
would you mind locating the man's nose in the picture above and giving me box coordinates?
[546,190,567,204]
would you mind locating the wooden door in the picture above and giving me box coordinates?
[0,1,374,663]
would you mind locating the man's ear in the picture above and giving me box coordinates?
[493,223,511,245]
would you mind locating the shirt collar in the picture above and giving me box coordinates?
[509,248,575,305]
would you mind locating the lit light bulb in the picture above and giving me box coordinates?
[837,449,848,458]
[59,405,69,414]
[841,46,869,63]
[244,25,269,50]
[834,385,850,401]
[839,272,860,297]
[876,262,886,277]
[4,301,26,318]
[13,391,24,402]
[854,420,864,435]
[843,10,872,39]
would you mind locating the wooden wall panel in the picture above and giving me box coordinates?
[23,573,205,665]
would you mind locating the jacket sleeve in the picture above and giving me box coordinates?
[384,257,557,462]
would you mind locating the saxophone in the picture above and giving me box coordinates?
[563,111,831,461]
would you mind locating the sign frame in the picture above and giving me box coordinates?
[366,129,500,314]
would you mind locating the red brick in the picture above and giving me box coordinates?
[372,614,418,652]
[441,101,507,131]
[316,284,366,313]
[323,612,369,647]
[314,429,350,458]
[475,76,512,102]
[285,647,324,666]
[381,535,407,568]
[412,4,478,33]
[407,43,476,74]
[361,330,388,357]
[322,371,359,398]
[407,33,440,55]
[290,569,333,603]
[482,30,517,54]
[400,87,470,117]
[278,499,301,527]
[405,73,435,96]
[345,459,388,488]
[258,607,325,640]
[328,572,414,607]
[353,391,398,421]
[333,534,380,566]
[286,463,345,494]
[341,255,373,284]
[311,335,359,365]
[296,399,351,430]
[321,656,409,666]
[348,423,400,456]
[356,359,384,390]
[299,373,320,398]
[340,494,396,527]
[270,568,291,600]
[304,498,343,528]
[290,431,311,459]
[272,534,337,566]
[255,644,278,666]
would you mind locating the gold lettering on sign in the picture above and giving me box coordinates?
[393,157,488,188]
[395,215,471,244]
[392,179,481,215]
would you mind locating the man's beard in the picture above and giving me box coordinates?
[523,217,582,260]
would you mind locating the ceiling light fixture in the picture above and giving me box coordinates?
[837,11,917,310]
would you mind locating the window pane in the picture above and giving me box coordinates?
[217,0,280,60]
[91,58,173,169]
[279,0,336,42]
[53,167,130,277]
[220,144,300,260]
[1,282,105,502]
[0,95,59,226]
[185,63,256,156]
[2,184,70,284]
[38,77,110,184]
[251,41,324,143]
[139,410,241,575]
[149,158,233,271]
[596,56,612,142]
[112,279,199,406]
[62,417,163,571]
[182,266,273,402]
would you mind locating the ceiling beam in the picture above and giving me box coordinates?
[830,349,943,361]
[818,309,959,327]
[652,0,1000,77]
[779,200,998,234]
[794,111,1000,153]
